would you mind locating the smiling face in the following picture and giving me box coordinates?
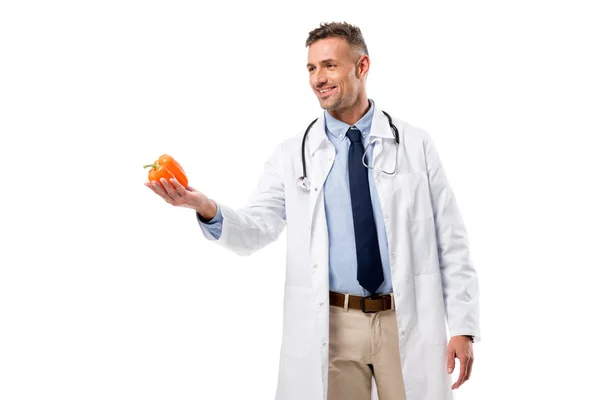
[307,37,369,115]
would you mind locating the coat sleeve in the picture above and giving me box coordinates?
[200,142,287,256]
[424,132,481,342]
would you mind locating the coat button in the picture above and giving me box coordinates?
[319,302,324,306]
[390,252,396,260]
[314,187,318,191]
[395,291,401,296]
[322,342,327,347]
[385,215,390,220]
[313,264,318,269]
[401,330,406,336]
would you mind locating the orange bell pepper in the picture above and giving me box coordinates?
[143,154,189,188]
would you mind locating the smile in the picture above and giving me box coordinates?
[317,86,337,96]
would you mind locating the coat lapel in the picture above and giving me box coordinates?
[370,104,399,178]
[306,114,335,232]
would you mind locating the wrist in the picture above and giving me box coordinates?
[452,334,474,343]
[196,199,217,221]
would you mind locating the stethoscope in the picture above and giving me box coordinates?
[297,110,399,192]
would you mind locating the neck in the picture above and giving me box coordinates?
[328,94,370,125]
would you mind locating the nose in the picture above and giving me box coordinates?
[311,68,327,88]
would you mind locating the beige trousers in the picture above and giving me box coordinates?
[328,295,407,400]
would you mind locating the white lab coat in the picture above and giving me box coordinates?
[199,103,481,400]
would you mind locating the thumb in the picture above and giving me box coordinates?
[447,347,456,374]
[185,185,197,192]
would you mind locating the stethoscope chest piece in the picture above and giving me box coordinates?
[297,176,311,191]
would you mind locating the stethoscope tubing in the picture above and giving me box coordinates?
[298,110,399,191]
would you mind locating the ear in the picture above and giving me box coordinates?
[356,54,370,79]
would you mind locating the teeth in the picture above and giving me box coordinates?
[319,87,334,93]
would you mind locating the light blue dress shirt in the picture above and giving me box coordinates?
[196,99,393,296]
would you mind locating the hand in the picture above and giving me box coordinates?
[447,335,474,390]
[144,177,211,212]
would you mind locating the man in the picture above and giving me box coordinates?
[145,22,480,400]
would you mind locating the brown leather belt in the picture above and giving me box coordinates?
[329,291,394,313]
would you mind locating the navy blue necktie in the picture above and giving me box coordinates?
[347,127,384,295]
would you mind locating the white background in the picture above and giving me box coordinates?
[1,0,599,399]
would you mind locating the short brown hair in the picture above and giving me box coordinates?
[305,22,369,57]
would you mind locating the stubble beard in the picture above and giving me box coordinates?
[319,94,343,111]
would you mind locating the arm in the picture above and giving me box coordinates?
[199,143,287,256]
[424,132,481,342]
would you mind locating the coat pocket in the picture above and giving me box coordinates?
[392,171,434,221]
[281,285,317,359]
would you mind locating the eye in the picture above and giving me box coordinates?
[327,64,335,68]
[308,66,315,72]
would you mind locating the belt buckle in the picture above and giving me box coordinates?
[360,294,382,313]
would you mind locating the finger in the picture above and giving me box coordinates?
[447,347,455,374]
[169,178,188,196]
[159,178,180,198]
[151,180,171,201]
[146,180,161,194]
[465,353,474,381]
[452,355,467,390]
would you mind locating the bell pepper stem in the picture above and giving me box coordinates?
[143,163,159,169]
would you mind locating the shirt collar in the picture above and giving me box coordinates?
[324,99,375,140]
[307,100,397,157]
